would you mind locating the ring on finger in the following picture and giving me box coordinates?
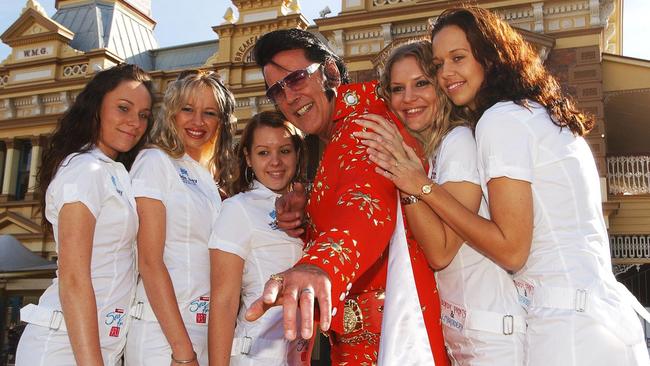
[269,273,284,286]
[300,288,314,295]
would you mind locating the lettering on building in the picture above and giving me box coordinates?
[234,36,257,63]
[22,47,49,58]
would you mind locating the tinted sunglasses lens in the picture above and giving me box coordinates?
[266,69,310,103]
[266,83,283,102]
[284,69,309,89]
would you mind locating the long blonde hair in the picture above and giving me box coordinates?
[148,70,236,192]
[379,40,468,157]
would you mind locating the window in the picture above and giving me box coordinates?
[14,140,31,200]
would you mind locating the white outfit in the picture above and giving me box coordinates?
[16,147,138,366]
[432,126,526,366]
[209,181,305,366]
[124,148,221,366]
[475,101,650,365]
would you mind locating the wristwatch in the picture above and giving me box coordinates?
[416,181,434,199]
[400,195,419,206]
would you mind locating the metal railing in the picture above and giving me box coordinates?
[610,234,650,260]
[607,155,650,195]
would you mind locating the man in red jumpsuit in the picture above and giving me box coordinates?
[245,28,449,365]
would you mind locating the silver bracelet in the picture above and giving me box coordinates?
[171,351,196,364]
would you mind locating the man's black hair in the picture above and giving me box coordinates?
[253,28,350,85]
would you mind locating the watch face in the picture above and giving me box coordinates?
[422,184,432,194]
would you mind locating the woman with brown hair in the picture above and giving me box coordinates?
[356,40,525,365]
[362,6,649,365]
[17,64,154,366]
[208,111,311,366]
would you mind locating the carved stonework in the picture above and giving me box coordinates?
[62,63,88,78]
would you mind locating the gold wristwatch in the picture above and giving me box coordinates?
[416,181,434,199]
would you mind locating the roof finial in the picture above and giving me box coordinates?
[223,6,237,24]
[22,0,48,17]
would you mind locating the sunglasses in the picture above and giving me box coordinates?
[266,63,322,104]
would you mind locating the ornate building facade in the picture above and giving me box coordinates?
[0,0,648,361]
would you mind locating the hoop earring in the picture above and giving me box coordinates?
[245,166,255,184]
[293,164,302,183]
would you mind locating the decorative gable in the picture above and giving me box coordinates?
[1,3,74,48]
[0,211,42,236]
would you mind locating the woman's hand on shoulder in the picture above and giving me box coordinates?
[353,114,428,195]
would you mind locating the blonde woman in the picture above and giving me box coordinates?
[125,70,235,366]
[355,40,525,365]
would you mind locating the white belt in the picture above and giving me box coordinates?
[20,304,67,332]
[130,301,157,322]
[230,336,288,359]
[533,283,650,322]
[130,300,210,326]
[465,309,526,335]
[615,282,650,322]
[533,286,591,312]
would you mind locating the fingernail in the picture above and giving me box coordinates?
[286,330,295,340]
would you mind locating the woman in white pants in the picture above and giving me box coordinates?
[16,64,154,366]
[365,7,649,365]
[209,111,312,366]
[124,70,236,366]
[356,41,525,365]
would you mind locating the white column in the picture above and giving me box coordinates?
[532,2,544,33]
[381,23,392,45]
[1,139,19,200]
[26,136,42,200]
[0,149,5,192]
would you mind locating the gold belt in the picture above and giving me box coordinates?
[342,289,385,335]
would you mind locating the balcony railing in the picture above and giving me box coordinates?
[610,234,650,263]
[607,155,650,195]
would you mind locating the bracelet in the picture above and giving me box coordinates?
[400,195,419,206]
[171,351,197,364]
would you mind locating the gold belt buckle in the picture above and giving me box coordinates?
[343,298,364,334]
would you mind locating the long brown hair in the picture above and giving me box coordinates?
[149,70,236,193]
[228,111,306,195]
[38,64,154,231]
[431,6,594,136]
[379,40,468,157]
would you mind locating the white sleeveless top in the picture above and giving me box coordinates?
[130,148,222,325]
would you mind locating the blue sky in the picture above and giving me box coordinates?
[0,0,648,61]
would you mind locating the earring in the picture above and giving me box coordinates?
[293,164,302,183]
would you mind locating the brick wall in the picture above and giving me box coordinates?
[546,46,607,175]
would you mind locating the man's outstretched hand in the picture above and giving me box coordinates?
[245,264,332,340]
[275,182,308,237]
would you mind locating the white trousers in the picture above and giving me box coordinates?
[124,318,208,365]
[443,324,525,366]
[526,306,649,366]
[15,323,124,366]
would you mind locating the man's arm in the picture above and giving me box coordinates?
[246,110,403,338]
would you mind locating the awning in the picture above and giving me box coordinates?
[0,235,56,279]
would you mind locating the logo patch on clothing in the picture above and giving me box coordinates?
[514,280,534,309]
[110,176,123,195]
[178,167,198,186]
[189,296,209,324]
[104,308,126,337]
[440,299,466,331]
[268,209,279,230]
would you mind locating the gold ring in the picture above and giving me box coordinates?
[269,273,284,285]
